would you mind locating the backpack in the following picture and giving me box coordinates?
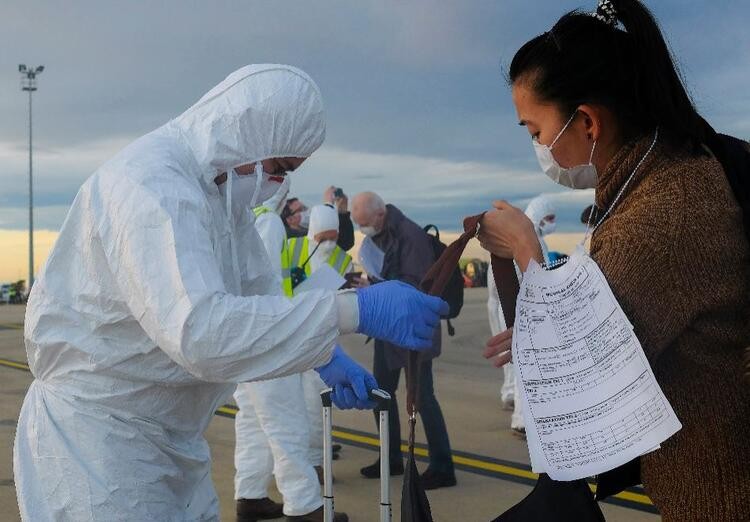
[704,130,750,244]
[704,127,750,385]
[423,224,464,336]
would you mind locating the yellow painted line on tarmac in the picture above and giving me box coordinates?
[0,323,24,330]
[0,358,30,371]
[0,357,653,509]
[332,428,652,506]
[328,429,537,481]
[216,405,239,416]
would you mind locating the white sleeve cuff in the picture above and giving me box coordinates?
[335,290,359,334]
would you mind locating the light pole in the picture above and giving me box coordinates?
[19,64,44,294]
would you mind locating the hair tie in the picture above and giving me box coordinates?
[593,0,618,26]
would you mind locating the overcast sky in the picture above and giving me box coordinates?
[1,0,749,235]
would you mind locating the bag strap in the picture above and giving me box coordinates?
[405,214,520,442]
[423,224,440,241]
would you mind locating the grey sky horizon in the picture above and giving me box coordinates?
[2,0,748,235]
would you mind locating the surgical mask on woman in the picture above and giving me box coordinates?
[533,112,598,190]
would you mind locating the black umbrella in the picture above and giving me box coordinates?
[400,351,434,522]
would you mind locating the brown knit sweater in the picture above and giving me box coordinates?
[591,134,750,520]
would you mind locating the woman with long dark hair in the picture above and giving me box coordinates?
[480,1,750,519]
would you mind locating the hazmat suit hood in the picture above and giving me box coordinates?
[174,64,326,186]
[524,195,556,235]
[308,204,340,240]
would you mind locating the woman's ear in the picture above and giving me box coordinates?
[577,104,602,142]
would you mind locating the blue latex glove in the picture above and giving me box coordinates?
[356,280,449,349]
[315,345,377,410]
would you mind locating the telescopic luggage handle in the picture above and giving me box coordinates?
[369,389,393,522]
[320,388,393,522]
[320,389,335,522]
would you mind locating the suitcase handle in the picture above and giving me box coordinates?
[368,388,391,411]
[320,388,393,522]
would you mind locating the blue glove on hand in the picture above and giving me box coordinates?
[356,280,449,349]
[315,345,378,410]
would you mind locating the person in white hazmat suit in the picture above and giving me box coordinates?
[13,64,448,522]
[300,204,354,473]
[487,194,556,434]
[233,178,340,521]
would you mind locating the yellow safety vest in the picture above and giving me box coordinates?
[253,206,291,295]
[282,236,352,297]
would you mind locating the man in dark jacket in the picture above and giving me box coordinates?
[351,192,456,490]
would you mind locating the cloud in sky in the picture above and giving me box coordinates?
[1,0,748,244]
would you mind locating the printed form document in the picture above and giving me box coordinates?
[512,247,681,481]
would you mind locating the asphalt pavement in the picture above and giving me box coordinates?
[0,291,660,521]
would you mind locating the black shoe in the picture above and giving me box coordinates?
[360,458,404,478]
[332,444,341,460]
[236,497,284,521]
[420,468,457,490]
[285,506,348,522]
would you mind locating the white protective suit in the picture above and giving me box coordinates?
[303,204,351,467]
[14,65,348,522]
[488,195,555,431]
[233,179,323,516]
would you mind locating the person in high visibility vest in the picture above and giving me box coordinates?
[282,204,353,475]
[234,181,350,522]
[282,204,352,297]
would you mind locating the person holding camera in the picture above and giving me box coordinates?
[281,186,356,251]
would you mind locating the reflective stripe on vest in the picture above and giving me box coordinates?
[328,246,352,275]
[253,206,271,218]
[282,237,308,297]
[252,206,291,296]
[282,238,352,296]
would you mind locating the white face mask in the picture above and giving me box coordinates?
[299,209,311,228]
[317,239,337,256]
[360,225,378,237]
[538,219,557,236]
[221,163,286,220]
[533,112,598,190]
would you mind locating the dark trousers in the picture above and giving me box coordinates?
[372,346,454,473]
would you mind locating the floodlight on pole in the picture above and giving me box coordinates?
[18,63,43,294]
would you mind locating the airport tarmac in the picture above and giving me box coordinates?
[0,290,660,521]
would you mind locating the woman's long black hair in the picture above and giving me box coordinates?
[509,0,706,148]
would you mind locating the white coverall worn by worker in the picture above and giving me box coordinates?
[13,64,447,522]
[233,179,323,516]
[302,204,353,467]
[488,194,556,432]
